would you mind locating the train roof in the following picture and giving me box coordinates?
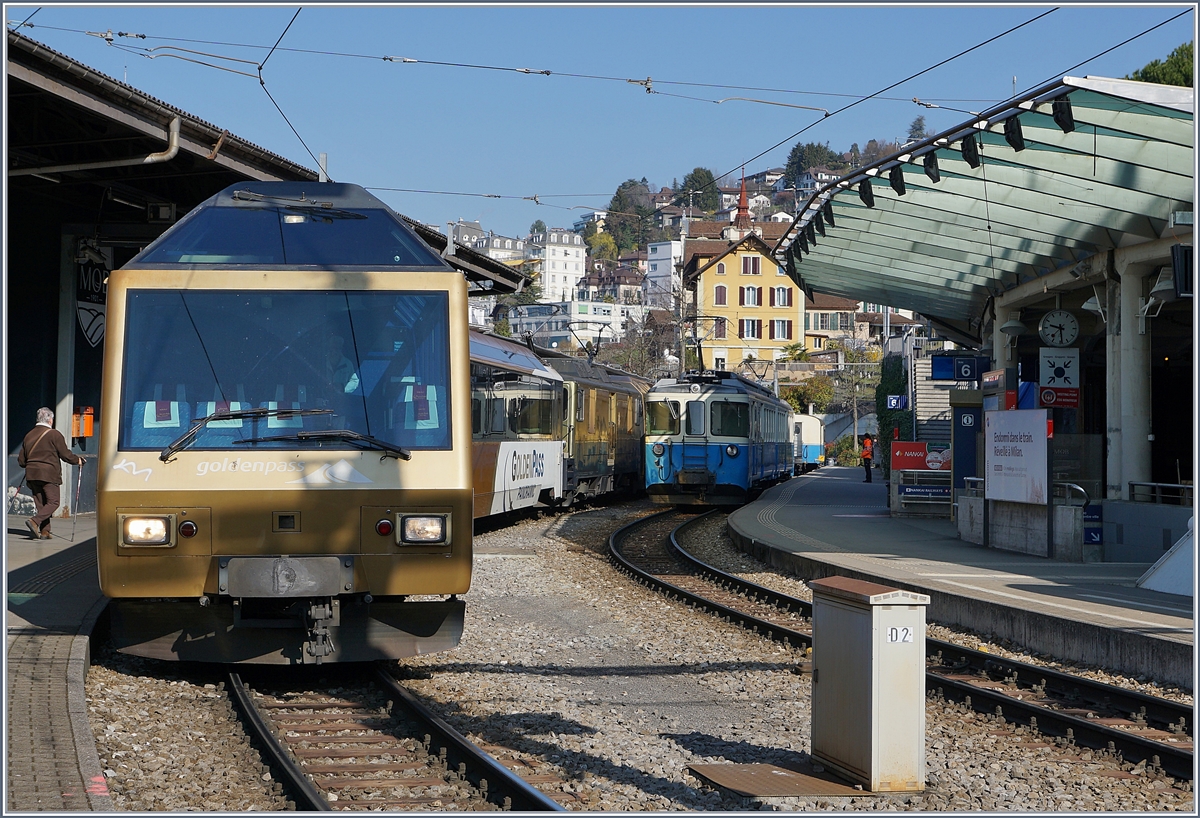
[125,181,450,271]
[469,329,563,382]
[648,370,783,400]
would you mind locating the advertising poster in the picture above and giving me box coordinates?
[890,441,951,471]
[984,409,1049,504]
[1039,347,1080,408]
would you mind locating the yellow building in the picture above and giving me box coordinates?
[682,230,806,371]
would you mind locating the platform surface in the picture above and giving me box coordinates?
[728,467,1194,685]
[6,511,112,812]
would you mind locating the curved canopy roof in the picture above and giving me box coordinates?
[773,76,1194,346]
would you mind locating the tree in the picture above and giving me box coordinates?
[1126,41,1193,87]
[778,342,810,362]
[829,342,882,452]
[529,219,547,235]
[784,141,841,185]
[606,179,654,254]
[595,312,676,378]
[586,231,617,261]
[860,138,900,165]
[782,374,834,414]
[847,143,861,167]
[676,167,719,212]
[874,354,912,477]
[907,115,928,142]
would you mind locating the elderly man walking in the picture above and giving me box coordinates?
[17,407,85,539]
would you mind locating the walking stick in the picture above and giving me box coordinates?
[70,458,86,542]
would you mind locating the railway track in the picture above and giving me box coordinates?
[609,508,1195,782]
[226,666,569,811]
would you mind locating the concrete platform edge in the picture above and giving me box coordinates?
[726,518,1194,690]
[68,595,114,811]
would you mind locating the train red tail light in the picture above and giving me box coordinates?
[375,519,394,536]
[179,520,198,538]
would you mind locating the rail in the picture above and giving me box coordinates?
[612,511,1194,781]
[962,477,984,498]
[1129,482,1194,507]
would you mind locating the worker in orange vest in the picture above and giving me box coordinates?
[861,434,874,483]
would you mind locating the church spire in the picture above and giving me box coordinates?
[735,171,751,230]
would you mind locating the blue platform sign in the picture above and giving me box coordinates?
[886,395,908,410]
[930,355,984,382]
[1083,504,1103,544]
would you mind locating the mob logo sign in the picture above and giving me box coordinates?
[77,256,109,348]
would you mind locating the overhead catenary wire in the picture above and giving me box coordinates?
[6,19,1010,107]
[372,6,1064,234]
[254,8,325,175]
[11,9,1190,233]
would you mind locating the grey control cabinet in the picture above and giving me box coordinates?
[808,576,930,792]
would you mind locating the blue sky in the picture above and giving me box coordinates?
[5,3,1194,239]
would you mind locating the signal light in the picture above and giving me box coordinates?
[376,519,394,537]
[179,520,198,538]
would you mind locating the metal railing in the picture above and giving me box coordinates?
[958,478,1089,507]
[962,477,984,498]
[1053,482,1090,508]
[1128,482,1194,507]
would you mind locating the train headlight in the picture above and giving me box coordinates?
[122,516,172,545]
[401,515,446,544]
[652,443,665,457]
[726,444,740,457]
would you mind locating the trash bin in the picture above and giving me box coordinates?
[808,576,930,792]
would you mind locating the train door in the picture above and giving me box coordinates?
[682,397,707,477]
[598,390,613,474]
[615,393,630,476]
[750,402,761,481]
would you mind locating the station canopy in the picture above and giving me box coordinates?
[773,76,1194,346]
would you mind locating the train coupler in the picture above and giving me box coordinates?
[304,599,338,663]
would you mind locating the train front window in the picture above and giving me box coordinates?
[711,402,750,437]
[134,203,444,268]
[646,401,680,435]
[119,290,451,452]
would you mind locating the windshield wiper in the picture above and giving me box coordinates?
[233,429,412,461]
[159,407,334,462]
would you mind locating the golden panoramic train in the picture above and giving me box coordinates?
[97,182,473,664]
[467,330,649,517]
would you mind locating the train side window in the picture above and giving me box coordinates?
[578,388,588,425]
[711,401,749,437]
[489,398,506,434]
[685,400,705,436]
[646,401,679,435]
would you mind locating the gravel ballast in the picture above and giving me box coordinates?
[85,500,1194,811]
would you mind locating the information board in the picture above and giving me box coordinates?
[984,409,1049,504]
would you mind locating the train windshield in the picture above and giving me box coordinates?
[711,401,750,437]
[132,201,445,268]
[645,401,680,435]
[119,289,452,452]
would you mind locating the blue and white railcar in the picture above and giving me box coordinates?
[792,413,826,474]
[644,371,792,505]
